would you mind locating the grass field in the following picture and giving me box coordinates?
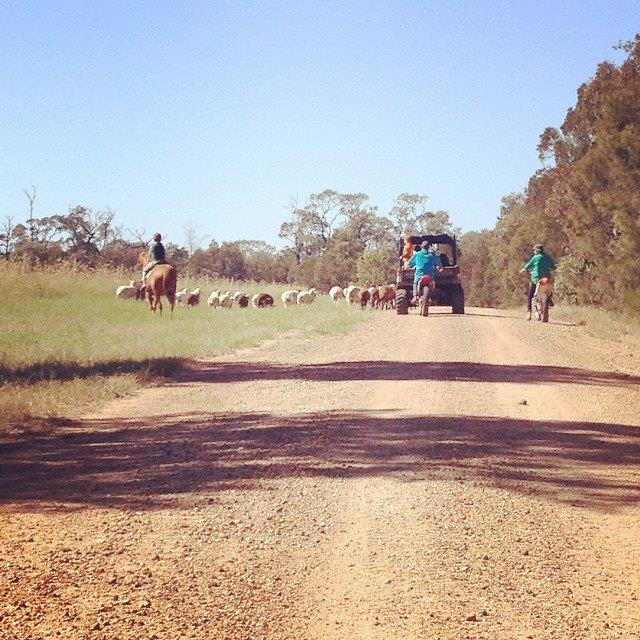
[0,264,363,432]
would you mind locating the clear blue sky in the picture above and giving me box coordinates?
[1,1,638,247]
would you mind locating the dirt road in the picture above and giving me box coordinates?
[2,308,639,639]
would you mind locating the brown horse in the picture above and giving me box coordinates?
[146,264,177,317]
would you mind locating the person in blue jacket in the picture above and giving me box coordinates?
[408,241,442,300]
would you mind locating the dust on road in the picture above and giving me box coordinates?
[2,308,639,639]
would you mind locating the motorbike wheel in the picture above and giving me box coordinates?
[539,297,549,323]
[419,294,429,317]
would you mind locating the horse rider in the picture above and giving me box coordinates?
[520,243,556,320]
[142,233,167,285]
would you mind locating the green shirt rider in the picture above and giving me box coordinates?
[520,243,556,320]
[142,233,167,284]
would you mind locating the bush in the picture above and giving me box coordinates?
[356,246,396,287]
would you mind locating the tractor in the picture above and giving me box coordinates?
[395,234,465,316]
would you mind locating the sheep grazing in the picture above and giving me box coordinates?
[219,292,233,308]
[345,285,363,305]
[232,291,245,303]
[135,283,146,300]
[236,294,249,308]
[175,288,189,306]
[370,288,381,308]
[207,290,222,308]
[377,285,395,310]
[187,288,201,308]
[297,289,316,305]
[115,280,138,300]
[360,290,371,308]
[252,293,274,308]
[281,290,299,307]
[329,285,344,304]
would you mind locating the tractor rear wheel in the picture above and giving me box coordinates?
[396,288,409,315]
[451,287,465,314]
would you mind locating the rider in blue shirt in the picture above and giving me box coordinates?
[408,241,442,298]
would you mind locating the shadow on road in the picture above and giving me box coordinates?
[175,360,640,387]
[4,357,636,389]
[2,411,638,513]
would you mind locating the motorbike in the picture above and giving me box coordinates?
[416,275,434,317]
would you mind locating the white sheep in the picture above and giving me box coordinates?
[115,281,137,300]
[207,289,222,308]
[175,288,189,306]
[297,289,316,305]
[219,291,234,308]
[329,286,344,304]
[281,290,300,307]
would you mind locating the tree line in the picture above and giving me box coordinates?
[4,36,636,305]
[459,35,640,311]
[0,188,456,287]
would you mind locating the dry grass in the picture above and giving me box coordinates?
[0,264,363,432]
[552,304,640,345]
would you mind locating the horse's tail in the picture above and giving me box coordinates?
[165,267,177,297]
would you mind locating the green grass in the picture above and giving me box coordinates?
[0,264,363,432]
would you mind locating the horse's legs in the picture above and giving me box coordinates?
[167,293,176,319]
[147,289,155,313]
[158,297,163,316]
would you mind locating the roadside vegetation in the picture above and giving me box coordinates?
[0,263,363,433]
[460,36,640,313]
[553,304,640,345]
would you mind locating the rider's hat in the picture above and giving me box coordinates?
[153,232,162,242]
[420,240,430,250]
[533,243,544,253]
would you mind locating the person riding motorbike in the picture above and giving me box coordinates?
[142,233,167,285]
[408,241,443,302]
[520,243,556,320]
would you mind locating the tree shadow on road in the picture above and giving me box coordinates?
[175,360,640,387]
[2,410,638,513]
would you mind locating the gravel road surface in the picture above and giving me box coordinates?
[2,307,639,639]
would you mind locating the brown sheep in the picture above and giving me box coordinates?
[370,289,380,309]
[252,293,274,308]
[134,281,146,300]
[360,290,371,308]
[377,285,395,310]
[187,289,201,308]
[236,294,249,308]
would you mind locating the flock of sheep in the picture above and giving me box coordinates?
[328,284,397,309]
[115,281,397,310]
